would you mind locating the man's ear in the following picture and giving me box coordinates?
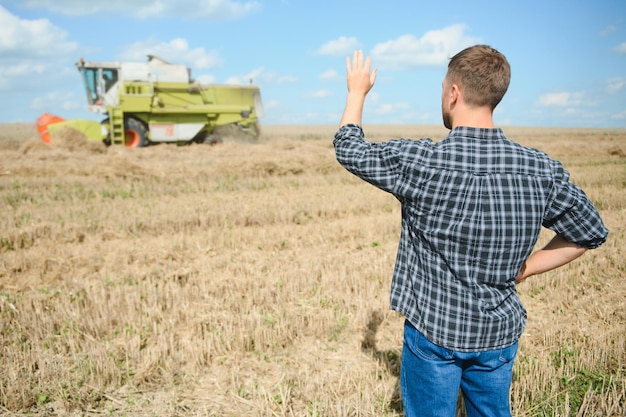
[450,84,460,106]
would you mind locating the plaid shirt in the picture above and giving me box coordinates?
[334,124,608,351]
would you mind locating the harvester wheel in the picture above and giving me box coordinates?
[124,117,149,148]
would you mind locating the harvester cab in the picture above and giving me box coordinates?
[77,59,121,112]
[37,56,263,148]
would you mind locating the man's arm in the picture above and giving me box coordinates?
[339,50,377,127]
[516,234,588,284]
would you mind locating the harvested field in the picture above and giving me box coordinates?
[0,123,624,416]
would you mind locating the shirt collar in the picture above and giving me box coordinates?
[448,126,506,141]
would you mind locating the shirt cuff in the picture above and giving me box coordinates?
[334,123,363,144]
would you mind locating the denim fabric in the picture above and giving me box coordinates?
[401,320,518,417]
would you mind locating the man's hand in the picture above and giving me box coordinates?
[339,50,377,127]
[346,50,377,97]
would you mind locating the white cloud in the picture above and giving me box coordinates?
[276,75,298,84]
[61,100,82,110]
[606,77,626,94]
[537,92,584,107]
[17,0,261,19]
[371,24,481,70]
[317,36,360,56]
[600,25,618,36]
[264,99,281,110]
[0,5,77,59]
[615,42,626,55]
[319,69,339,81]
[374,102,411,115]
[30,91,81,111]
[136,1,167,18]
[0,63,46,77]
[221,69,296,85]
[117,38,222,70]
[194,74,217,84]
[374,104,395,115]
[224,67,265,85]
[0,6,78,94]
[610,110,626,120]
[305,90,333,99]
[393,110,433,123]
[19,0,105,15]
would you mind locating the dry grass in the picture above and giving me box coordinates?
[0,123,624,416]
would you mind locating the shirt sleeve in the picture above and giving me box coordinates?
[333,124,406,194]
[543,161,609,249]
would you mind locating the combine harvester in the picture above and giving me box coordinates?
[37,55,263,147]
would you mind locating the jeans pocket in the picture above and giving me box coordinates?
[404,321,452,360]
[498,341,519,363]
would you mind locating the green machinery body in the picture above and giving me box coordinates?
[64,55,264,147]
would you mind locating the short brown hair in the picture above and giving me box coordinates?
[447,45,510,110]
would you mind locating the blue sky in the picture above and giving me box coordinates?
[1,0,624,128]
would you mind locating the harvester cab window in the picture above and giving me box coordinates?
[81,68,99,105]
[80,67,119,105]
[102,69,118,93]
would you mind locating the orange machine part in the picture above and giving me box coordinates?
[36,113,65,144]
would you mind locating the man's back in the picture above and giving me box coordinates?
[335,124,608,350]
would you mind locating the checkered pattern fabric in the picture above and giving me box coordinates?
[334,124,608,351]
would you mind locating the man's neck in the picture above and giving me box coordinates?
[451,107,495,129]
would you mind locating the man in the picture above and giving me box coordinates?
[333,46,608,417]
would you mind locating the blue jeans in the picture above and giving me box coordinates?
[401,320,518,417]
